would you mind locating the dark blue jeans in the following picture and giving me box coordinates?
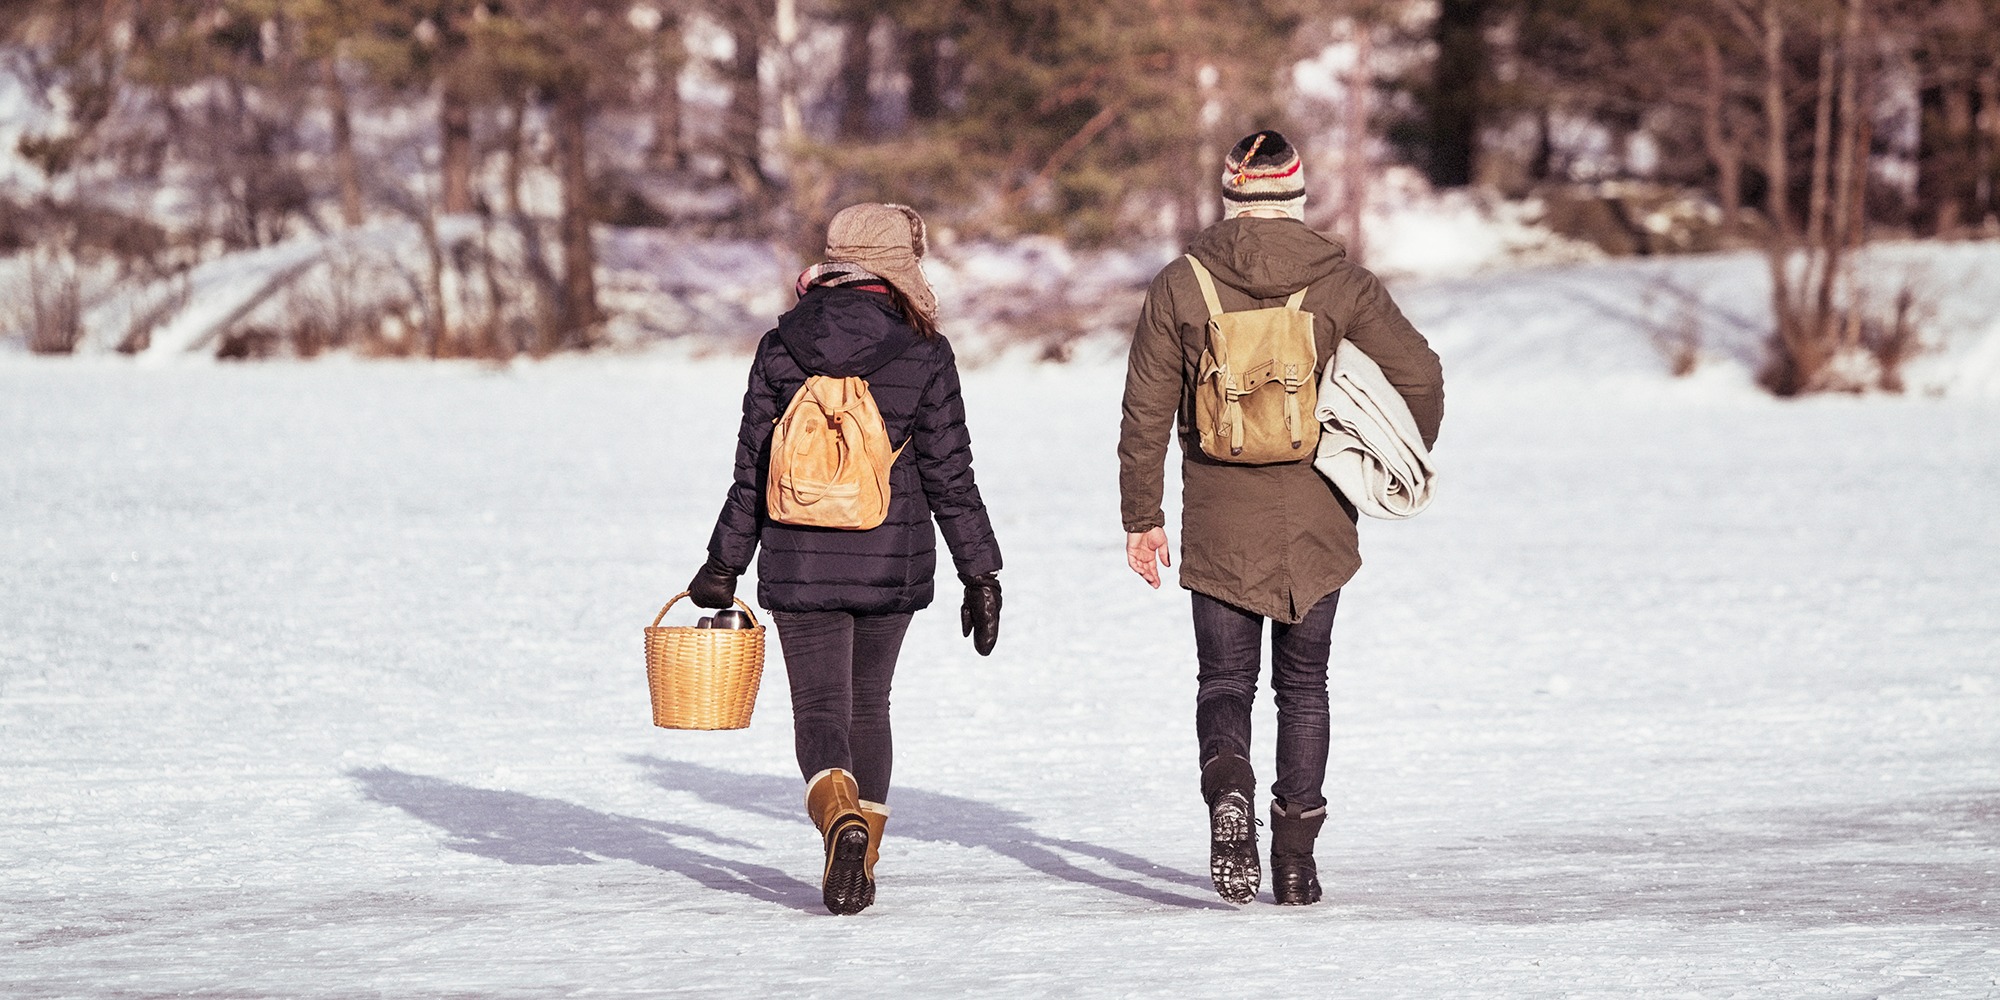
[769,610,914,804]
[1191,590,1340,811]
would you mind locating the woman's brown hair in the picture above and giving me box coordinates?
[885,283,938,340]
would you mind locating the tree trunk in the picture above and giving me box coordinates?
[1942,83,1973,232]
[224,74,262,249]
[1342,27,1373,264]
[774,0,802,144]
[906,29,944,123]
[1698,30,1742,230]
[1812,1,1861,353]
[1918,77,1975,235]
[649,12,687,170]
[551,83,598,351]
[724,3,768,197]
[1758,0,1805,394]
[1427,0,1486,188]
[327,61,362,227]
[1805,20,1835,258]
[419,205,449,358]
[440,82,474,215]
[1529,107,1554,182]
[839,14,873,140]
[1760,0,1790,239]
[1979,66,1999,227]
[1828,0,1864,254]
[503,94,527,218]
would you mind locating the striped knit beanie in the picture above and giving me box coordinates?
[1221,130,1306,221]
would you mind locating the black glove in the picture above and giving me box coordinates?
[960,573,1001,656]
[687,558,739,610]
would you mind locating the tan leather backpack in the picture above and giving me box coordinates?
[1186,255,1321,464]
[767,375,903,530]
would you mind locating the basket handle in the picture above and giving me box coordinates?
[651,591,761,629]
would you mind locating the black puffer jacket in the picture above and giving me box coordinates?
[707,286,1001,614]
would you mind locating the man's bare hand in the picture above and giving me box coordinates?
[1125,527,1172,589]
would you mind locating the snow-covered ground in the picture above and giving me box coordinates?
[3,352,1996,997]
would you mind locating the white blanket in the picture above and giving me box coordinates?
[1312,340,1436,519]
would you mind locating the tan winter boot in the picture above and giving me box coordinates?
[859,800,890,901]
[804,768,872,914]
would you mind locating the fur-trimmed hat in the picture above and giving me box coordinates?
[824,202,936,321]
[1221,130,1306,221]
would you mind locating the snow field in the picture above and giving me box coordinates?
[2,357,1997,997]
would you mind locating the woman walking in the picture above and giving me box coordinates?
[686,203,1003,915]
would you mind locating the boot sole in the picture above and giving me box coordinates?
[822,822,873,915]
[1209,794,1260,905]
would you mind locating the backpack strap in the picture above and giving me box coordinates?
[1183,255,1225,318]
[1285,286,1309,310]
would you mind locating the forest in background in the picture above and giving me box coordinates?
[2,0,1998,392]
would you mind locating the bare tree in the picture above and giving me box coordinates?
[1714,0,1889,393]
[836,9,874,140]
[643,2,689,169]
[714,0,771,199]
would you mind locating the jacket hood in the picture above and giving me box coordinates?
[1185,217,1348,299]
[775,287,921,377]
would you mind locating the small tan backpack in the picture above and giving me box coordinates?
[767,375,903,530]
[1186,255,1321,464]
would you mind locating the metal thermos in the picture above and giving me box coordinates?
[710,609,753,629]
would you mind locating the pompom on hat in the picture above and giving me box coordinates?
[1221,130,1307,221]
[824,203,937,321]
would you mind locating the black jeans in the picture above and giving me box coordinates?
[768,610,914,804]
[1190,590,1340,811]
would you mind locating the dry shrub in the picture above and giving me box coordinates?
[25,250,83,354]
[1858,281,1934,394]
[8,247,120,354]
[214,325,282,360]
[1641,277,1704,378]
[1762,270,1935,395]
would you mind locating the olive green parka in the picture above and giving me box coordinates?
[1117,217,1445,623]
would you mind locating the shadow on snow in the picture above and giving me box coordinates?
[349,766,823,913]
[629,755,1228,911]
[354,764,1997,923]
[351,760,1225,912]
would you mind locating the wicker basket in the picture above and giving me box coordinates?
[643,592,766,730]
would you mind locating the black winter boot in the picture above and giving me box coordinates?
[1269,799,1326,905]
[1201,755,1260,904]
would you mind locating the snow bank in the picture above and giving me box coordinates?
[1360,175,1608,281]
[1404,241,2000,399]
[16,203,2000,400]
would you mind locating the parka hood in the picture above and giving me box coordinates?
[1185,217,1348,299]
[775,287,921,377]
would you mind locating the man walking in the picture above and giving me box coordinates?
[1118,130,1444,905]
